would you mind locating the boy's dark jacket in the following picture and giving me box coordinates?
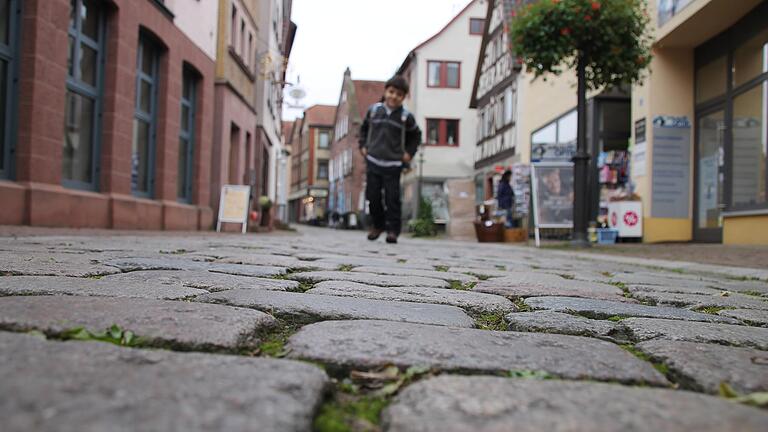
[358,103,421,162]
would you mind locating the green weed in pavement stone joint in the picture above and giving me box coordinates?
[397,259,407,264]
[620,344,670,377]
[476,312,509,331]
[600,271,614,278]
[530,265,541,270]
[449,280,467,291]
[513,298,533,312]
[60,324,143,347]
[434,265,449,272]
[740,291,766,298]
[468,273,491,281]
[607,315,626,322]
[495,265,506,271]
[313,395,388,432]
[337,265,355,272]
[719,382,768,408]
[695,306,736,315]
[508,370,555,380]
[559,274,575,280]
[86,274,104,280]
[255,320,303,358]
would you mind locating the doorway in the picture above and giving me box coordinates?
[694,108,725,242]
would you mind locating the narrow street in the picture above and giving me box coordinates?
[1,227,767,431]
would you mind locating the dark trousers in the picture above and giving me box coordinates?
[366,161,402,234]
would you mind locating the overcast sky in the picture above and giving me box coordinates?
[282,0,475,121]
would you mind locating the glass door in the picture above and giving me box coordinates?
[694,108,726,242]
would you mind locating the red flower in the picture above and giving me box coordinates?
[585,15,592,21]
[591,2,601,10]
[561,27,571,36]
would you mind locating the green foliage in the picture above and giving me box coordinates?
[508,369,555,380]
[514,298,533,312]
[621,344,669,376]
[409,198,437,238]
[476,312,509,331]
[61,324,141,347]
[434,265,449,272]
[509,0,653,89]
[337,264,355,272]
[314,396,387,432]
[258,195,273,209]
[720,382,768,408]
[606,315,626,322]
[696,306,735,315]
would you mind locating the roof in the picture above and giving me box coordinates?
[282,121,294,144]
[304,104,337,126]
[398,0,481,74]
[352,80,385,119]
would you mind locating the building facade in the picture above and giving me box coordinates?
[0,0,216,230]
[397,0,485,223]
[288,104,334,223]
[328,69,384,227]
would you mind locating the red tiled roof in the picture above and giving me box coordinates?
[304,104,337,126]
[352,80,385,119]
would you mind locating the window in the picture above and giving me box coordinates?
[427,61,460,88]
[318,131,330,149]
[132,35,160,197]
[425,119,459,146]
[63,0,104,189]
[247,33,253,66]
[230,5,237,47]
[0,0,19,179]
[178,68,197,203]
[470,18,485,35]
[731,83,766,208]
[317,159,328,180]
[240,19,245,55]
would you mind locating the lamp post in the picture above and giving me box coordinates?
[571,55,591,248]
[416,151,425,217]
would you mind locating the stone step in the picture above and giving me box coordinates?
[383,376,768,432]
[307,281,516,315]
[287,320,668,385]
[0,332,328,432]
[0,295,277,351]
[637,340,768,395]
[196,289,475,328]
[526,296,740,323]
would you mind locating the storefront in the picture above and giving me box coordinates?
[693,4,767,242]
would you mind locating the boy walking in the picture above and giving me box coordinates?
[359,76,421,244]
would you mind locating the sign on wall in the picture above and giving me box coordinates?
[217,185,251,233]
[651,116,691,218]
[531,162,574,246]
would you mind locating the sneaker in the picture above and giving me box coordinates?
[367,228,384,241]
[385,232,398,244]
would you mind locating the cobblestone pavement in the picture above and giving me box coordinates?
[1,226,767,431]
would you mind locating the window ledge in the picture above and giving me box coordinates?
[723,208,768,218]
[228,47,256,83]
[150,0,175,20]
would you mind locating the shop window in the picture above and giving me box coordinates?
[317,159,328,180]
[132,35,160,197]
[63,0,104,190]
[0,0,19,179]
[178,68,197,203]
[733,27,768,88]
[427,61,460,88]
[695,55,727,104]
[731,83,767,209]
[318,131,330,149]
[426,119,459,146]
[469,18,485,35]
[557,111,577,147]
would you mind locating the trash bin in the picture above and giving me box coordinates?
[474,220,504,242]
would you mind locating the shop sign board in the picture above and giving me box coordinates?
[608,201,643,238]
[531,162,574,246]
[217,185,251,233]
[651,115,691,218]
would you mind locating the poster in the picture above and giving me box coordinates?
[531,163,574,227]
[217,185,251,233]
[651,116,690,218]
[511,164,530,216]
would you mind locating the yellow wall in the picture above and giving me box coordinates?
[723,215,768,245]
[643,218,694,243]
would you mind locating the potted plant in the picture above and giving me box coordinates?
[258,195,273,229]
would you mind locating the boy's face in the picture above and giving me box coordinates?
[384,86,406,109]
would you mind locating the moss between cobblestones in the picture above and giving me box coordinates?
[513,298,533,312]
[620,344,671,378]
[474,312,509,331]
[740,290,767,298]
[434,265,449,272]
[337,265,355,272]
[254,319,306,358]
[695,306,737,315]
[607,315,627,322]
[466,273,491,281]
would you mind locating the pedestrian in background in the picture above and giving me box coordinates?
[359,75,421,244]
[497,169,516,228]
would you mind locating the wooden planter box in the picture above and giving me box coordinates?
[474,221,504,242]
[504,228,527,243]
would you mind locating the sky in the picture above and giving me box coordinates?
[282,0,475,121]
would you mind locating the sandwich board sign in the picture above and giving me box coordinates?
[216,185,251,233]
[531,162,574,247]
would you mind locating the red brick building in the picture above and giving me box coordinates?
[328,68,384,227]
[288,104,335,223]
[0,0,215,230]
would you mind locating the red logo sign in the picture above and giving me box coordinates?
[623,211,639,227]
[610,212,618,227]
